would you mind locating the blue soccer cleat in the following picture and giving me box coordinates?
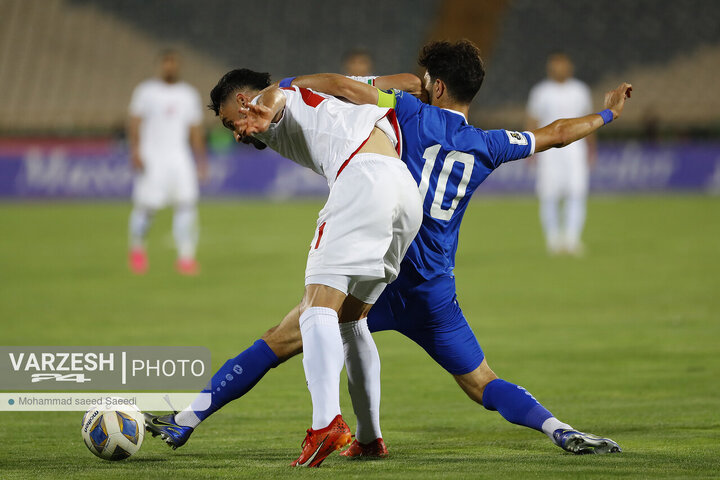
[144,412,194,450]
[553,429,622,454]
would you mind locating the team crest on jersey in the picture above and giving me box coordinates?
[506,130,527,145]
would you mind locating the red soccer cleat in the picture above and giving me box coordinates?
[176,258,199,276]
[291,415,352,468]
[129,248,148,275]
[340,438,389,458]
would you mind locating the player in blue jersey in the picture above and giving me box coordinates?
[146,40,631,460]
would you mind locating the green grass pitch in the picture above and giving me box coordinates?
[0,195,718,479]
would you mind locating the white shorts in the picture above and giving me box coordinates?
[536,152,589,198]
[305,153,422,304]
[132,158,198,209]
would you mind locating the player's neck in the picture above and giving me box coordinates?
[434,99,469,120]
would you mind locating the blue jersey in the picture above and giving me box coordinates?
[392,90,536,279]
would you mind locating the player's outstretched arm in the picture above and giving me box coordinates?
[532,82,632,153]
[291,73,381,105]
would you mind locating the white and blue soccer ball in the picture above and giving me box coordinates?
[81,401,145,461]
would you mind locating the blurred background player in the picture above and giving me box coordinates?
[127,49,208,275]
[343,48,374,77]
[526,53,595,256]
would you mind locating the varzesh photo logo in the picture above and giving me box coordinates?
[2,347,210,390]
[2,347,212,461]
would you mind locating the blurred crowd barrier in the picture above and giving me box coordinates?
[1,140,718,198]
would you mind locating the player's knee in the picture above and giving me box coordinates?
[300,284,346,314]
[338,295,372,323]
[261,324,302,363]
[455,360,499,405]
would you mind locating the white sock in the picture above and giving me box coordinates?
[300,307,344,430]
[539,196,561,252]
[564,194,587,251]
[173,205,198,260]
[129,207,154,249]
[339,318,382,444]
[541,417,574,441]
[175,406,201,428]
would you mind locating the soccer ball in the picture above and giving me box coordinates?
[81,402,145,461]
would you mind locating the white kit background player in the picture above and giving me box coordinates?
[127,49,208,275]
[526,53,596,255]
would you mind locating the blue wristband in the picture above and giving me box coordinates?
[279,76,296,88]
[598,109,614,125]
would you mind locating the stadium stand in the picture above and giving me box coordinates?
[0,0,230,134]
[69,0,439,78]
[0,0,439,135]
[0,0,718,135]
[474,0,720,131]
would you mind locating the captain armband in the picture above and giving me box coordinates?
[376,89,396,108]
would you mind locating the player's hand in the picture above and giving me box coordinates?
[130,150,144,172]
[604,83,632,120]
[236,103,274,136]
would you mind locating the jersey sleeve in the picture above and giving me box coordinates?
[392,89,422,125]
[484,130,535,167]
[128,83,148,117]
[347,75,378,86]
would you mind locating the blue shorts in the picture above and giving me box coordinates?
[367,266,485,375]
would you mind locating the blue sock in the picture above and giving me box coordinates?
[482,378,554,432]
[195,339,280,422]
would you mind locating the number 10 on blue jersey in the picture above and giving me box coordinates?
[418,145,475,221]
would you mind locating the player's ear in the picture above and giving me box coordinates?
[434,79,445,100]
[235,92,246,107]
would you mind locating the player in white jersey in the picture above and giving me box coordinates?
[208,69,422,467]
[526,53,595,255]
[127,50,208,275]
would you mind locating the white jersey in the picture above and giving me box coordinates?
[527,78,593,196]
[252,86,399,188]
[129,79,203,164]
[527,78,592,128]
[527,78,593,159]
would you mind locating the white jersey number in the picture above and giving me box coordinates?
[419,145,474,221]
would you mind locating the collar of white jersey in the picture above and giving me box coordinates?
[442,108,467,122]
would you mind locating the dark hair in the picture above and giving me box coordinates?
[208,68,271,115]
[418,40,485,104]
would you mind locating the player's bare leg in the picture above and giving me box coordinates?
[146,308,304,448]
[261,305,303,361]
[454,360,621,454]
